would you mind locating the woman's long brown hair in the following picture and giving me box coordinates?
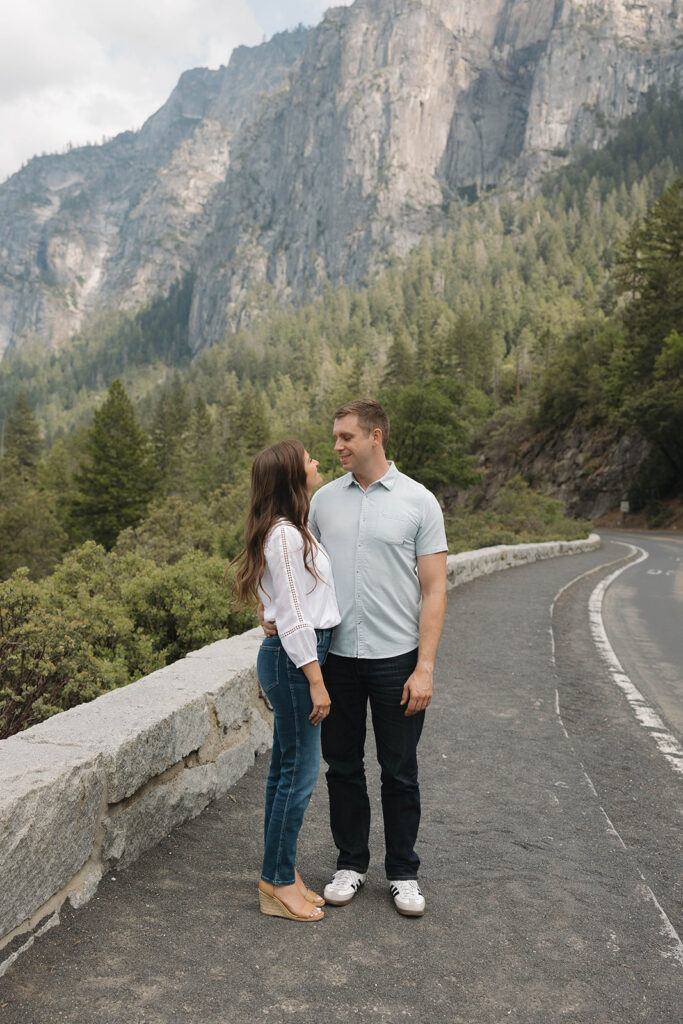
[230,439,320,606]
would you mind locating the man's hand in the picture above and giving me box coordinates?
[400,663,434,716]
[258,602,278,638]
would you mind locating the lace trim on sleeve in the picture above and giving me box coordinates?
[280,623,313,638]
[278,526,312,637]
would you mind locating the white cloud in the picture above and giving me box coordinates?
[0,0,264,183]
[0,0,356,184]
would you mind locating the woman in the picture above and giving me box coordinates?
[232,440,340,922]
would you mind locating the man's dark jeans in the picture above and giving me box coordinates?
[321,649,424,880]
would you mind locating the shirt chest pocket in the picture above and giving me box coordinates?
[370,511,413,546]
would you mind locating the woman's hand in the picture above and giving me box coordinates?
[308,679,331,725]
[301,661,331,724]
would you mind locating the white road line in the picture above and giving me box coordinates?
[588,543,683,777]
[550,545,683,965]
[549,550,630,661]
[553,685,683,967]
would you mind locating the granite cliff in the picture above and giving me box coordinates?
[0,0,680,359]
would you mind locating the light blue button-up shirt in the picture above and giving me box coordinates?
[309,462,447,659]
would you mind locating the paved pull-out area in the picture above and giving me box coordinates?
[1,539,681,1023]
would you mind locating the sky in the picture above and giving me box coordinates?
[0,0,354,184]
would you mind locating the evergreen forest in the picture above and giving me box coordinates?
[1,94,681,738]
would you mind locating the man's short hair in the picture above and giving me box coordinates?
[333,399,390,449]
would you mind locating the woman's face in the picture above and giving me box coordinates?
[304,450,322,494]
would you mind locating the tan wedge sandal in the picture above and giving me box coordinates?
[258,880,325,921]
[295,869,325,907]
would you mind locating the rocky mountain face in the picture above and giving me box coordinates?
[0,29,308,358]
[459,416,654,521]
[0,0,681,359]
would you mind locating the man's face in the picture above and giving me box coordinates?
[333,414,376,474]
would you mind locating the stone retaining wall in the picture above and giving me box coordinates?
[0,533,600,971]
[445,535,601,587]
[0,629,270,974]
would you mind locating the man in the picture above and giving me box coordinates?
[309,399,448,917]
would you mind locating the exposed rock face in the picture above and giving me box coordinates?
[0,30,307,357]
[451,412,654,520]
[0,2,681,358]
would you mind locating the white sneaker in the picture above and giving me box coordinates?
[390,880,425,916]
[323,869,367,906]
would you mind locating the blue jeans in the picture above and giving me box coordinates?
[321,649,423,880]
[258,629,332,886]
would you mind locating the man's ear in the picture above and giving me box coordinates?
[371,428,383,448]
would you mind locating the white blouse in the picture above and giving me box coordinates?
[259,520,341,668]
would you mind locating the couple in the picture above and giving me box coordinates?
[233,399,448,922]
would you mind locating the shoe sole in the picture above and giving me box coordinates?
[394,904,425,917]
[322,892,357,906]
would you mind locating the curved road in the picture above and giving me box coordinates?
[599,529,683,739]
[552,532,682,944]
[2,538,681,1024]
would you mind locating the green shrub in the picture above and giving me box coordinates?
[445,477,592,553]
[122,553,256,664]
[0,548,161,738]
[0,543,256,737]
[114,495,217,564]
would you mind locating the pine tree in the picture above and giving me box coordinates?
[381,377,478,493]
[3,393,42,478]
[151,375,191,483]
[68,380,158,549]
[0,471,67,580]
[617,177,683,372]
[382,325,415,386]
[233,385,270,457]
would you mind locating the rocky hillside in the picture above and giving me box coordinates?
[457,412,654,521]
[0,29,308,358]
[0,0,681,359]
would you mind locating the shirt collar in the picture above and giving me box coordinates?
[343,461,398,491]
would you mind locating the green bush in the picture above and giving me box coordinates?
[0,549,161,739]
[0,542,256,738]
[445,477,592,554]
[114,495,217,564]
[122,553,256,664]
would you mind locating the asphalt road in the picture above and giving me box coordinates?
[599,529,683,737]
[1,539,681,1024]
[552,532,682,943]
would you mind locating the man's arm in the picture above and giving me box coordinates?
[258,602,278,637]
[400,552,447,716]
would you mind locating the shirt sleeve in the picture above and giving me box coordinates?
[415,490,448,556]
[264,524,319,668]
